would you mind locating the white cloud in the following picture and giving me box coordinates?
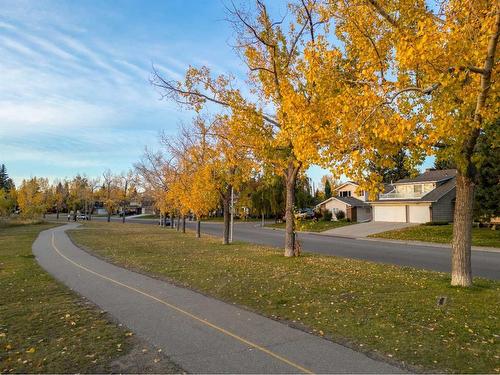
[0,21,16,30]
[0,99,115,133]
[24,33,79,62]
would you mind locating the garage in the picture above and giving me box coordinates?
[408,205,430,223]
[373,205,406,222]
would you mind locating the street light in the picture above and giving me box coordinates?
[229,186,234,244]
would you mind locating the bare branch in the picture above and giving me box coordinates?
[366,0,399,28]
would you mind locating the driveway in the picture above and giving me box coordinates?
[33,224,401,374]
[321,221,417,238]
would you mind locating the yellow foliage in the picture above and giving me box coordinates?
[17,177,49,219]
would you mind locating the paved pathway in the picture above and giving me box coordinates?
[33,224,401,374]
[321,221,417,238]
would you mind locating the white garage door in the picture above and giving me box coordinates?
[408,205,430,223]
[373,205,406,222]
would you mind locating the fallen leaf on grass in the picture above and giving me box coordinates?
[26,347,36,353]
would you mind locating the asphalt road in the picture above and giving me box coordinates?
[33,224,401,373]
[83,216,500,280]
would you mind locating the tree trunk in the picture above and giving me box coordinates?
[122,207,125,223]
[182,215,186,233]
[56,209,59,220]
[222,185,231,244]
[450,9,499,287]
[196,219,201,238]
[284,161,300,257]
[176,215,180,231]
[170,214,174,228]
[451,172,474,286]
[107,212,111,223]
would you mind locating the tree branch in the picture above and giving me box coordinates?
[366,0,399,28]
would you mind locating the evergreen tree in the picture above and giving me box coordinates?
[0,164,14,191]
[370,149,417,183]
[473,121,499,221]
[434,157,456,170]
[324,179,332,199]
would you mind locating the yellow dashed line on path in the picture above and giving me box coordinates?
[51,231,313,374]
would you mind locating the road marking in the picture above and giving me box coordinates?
[50,231,314,374]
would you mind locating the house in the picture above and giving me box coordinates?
[316,182,372,222]
[370,169,456,223]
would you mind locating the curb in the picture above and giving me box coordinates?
[261,226,500,253]
[359,237,500,253]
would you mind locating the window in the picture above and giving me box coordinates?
[339,191,351,197]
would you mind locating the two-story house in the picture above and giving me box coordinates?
[316,181,372,222]
[370,169,456,223]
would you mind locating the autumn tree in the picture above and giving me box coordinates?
[117,170,135,223]
[317,0,499,286]
[53,181,69,219]
[135,148,172,227]
[100,170,120,222]
[152,0,330,255]
[17,177,48,219]
[161,118,221,238]
[185,115,254,243]
[67,175,89,220]
[0,187,16,217]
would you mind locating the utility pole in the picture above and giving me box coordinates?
[229,186,234,244]
[261,189,265,227]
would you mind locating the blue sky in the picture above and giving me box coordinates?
[0,0,430,187]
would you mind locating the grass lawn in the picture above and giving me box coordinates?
[267,219,352,232]
[371,224,500,248]
[69,222,499,373]
[0,220,133,373]
[203,216,263,222]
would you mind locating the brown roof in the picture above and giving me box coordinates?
[334,196,370,207]
[394,169,457,184]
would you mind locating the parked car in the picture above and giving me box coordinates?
[76,214,89,220]
[158,219,171,226]
[294,208,315,219]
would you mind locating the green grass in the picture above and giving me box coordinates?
[267,219,352,232]
[371,224,500,248]
[0,221,132,373]
[69,222,499,373]
[203,216,263,222]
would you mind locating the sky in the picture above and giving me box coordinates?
[0,0,431,187]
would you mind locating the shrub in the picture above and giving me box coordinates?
[322,211,333,221]
[335,210,345,220]
[425,221,449,226]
